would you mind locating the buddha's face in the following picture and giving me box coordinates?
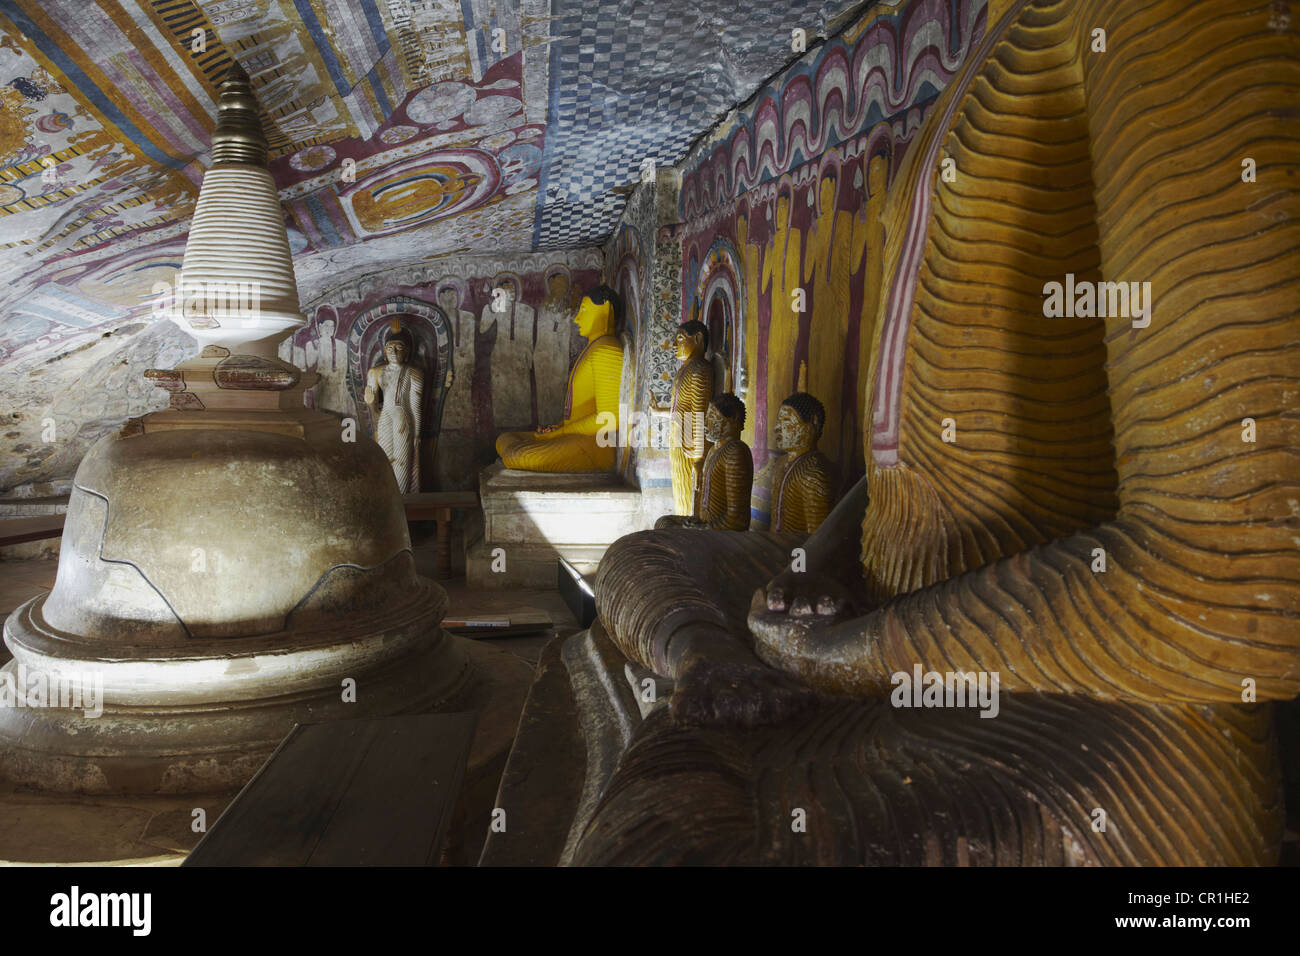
[384,340,408,365]
[573,296,610,339]
[548,274,568,299]
[704,404,739,443]
[674,329,703,361]
[774,404,816,453]
[818,176,835,214]
[867,153,888,197]
[438,288,458,314]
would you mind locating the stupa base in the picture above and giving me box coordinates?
[0,582,476,794]
[0,637,534,863]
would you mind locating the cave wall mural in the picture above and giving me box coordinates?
[283,248,603,491]
[676,0,989,489]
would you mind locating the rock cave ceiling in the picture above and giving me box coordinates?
[0,0,865,365]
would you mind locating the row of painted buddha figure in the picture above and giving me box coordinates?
[492,280,835,534]
[654,388,833,534]
[657,316,834,535]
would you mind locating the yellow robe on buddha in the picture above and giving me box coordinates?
[496,333,624,473]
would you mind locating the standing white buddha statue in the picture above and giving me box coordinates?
[364,318,424,493]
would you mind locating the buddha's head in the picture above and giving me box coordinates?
[675,320,708,362]
[867,151,888,197]
[817,174,836,216]
[705,392,745,443]
[774,391,825,454]
[383,318,413,366]
[547,271,569,300]
[776,192,791,230]
[437,286,459,315]
[574,284,618,340]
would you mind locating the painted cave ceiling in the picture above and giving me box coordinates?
[0,0,864,363]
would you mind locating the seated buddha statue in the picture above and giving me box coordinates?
[567,0,1295,866]
[654,392,752,531]
[495,285,624,473]
[668,320,714,515]
[768,392,834,535]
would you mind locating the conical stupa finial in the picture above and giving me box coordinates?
[211,59,267,167]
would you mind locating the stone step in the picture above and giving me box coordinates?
[467,463,646,589]
[479,463,641,548]
[465,530,607,590]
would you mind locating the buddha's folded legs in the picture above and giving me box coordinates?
[596,528,796,678]
[571,694,1282,866]
[495,430,614,472]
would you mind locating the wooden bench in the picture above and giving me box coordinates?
[0,515,66,547]
[184,711,477,866]
[403,491,480,579]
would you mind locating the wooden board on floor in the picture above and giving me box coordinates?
[184,712,477,867]
[443,609,553,638]
[403,491,479,520]
[0,515,65,546]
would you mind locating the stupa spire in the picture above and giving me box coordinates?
[211,60,268,167]
[171,57,304,356]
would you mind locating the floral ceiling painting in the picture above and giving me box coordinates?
[0,0,862,366]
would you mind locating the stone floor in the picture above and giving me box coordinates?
[0,548,578,865]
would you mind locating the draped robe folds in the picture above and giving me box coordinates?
[370,361,423,493]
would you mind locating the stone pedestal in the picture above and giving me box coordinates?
[465,463,645,589]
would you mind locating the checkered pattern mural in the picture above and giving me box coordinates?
[533,0,862,247]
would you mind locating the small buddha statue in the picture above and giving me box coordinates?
[668,320,714,515]
[495,285,624,472]
[364,318,424,493]
[769,391,834,535]
[655,393,752,531]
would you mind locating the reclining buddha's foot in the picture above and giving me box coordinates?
[747,580,888,696]
[747,570,860,663]
[670,657,818,728]
[760,568,859,619]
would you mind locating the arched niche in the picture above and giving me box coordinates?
[692,237,746,404]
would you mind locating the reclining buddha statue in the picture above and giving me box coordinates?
[495,285,625,472]
[559,0,1299,866]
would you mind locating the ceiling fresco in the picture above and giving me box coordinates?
[0,0,863,364]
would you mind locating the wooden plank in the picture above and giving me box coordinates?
[404,492,479,521]
[444,609,553,638]
[308,712,476,866]
[404,492,480,505]
[479,636,586,866]
[183,721,376,867]
[184,712,478,867]
[0,515,65,546]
